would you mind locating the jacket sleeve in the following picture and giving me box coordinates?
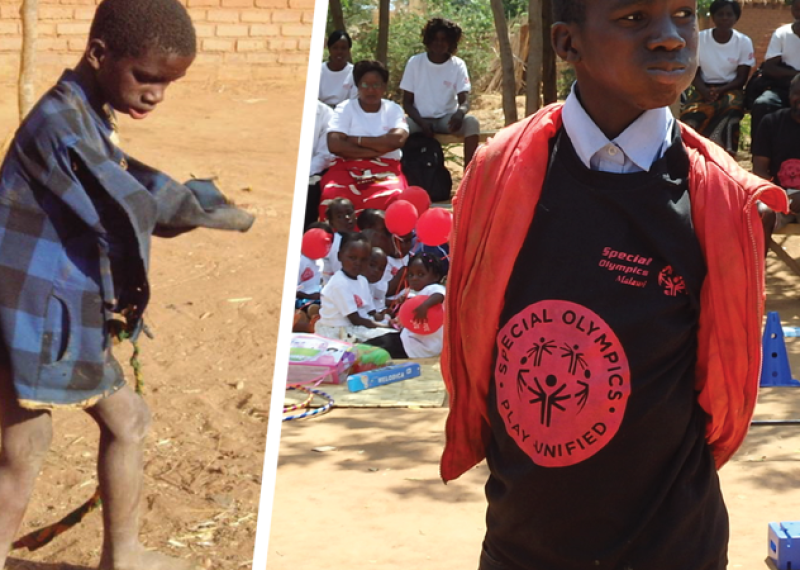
[123,156,255,236]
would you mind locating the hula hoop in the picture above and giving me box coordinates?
[283,385,334,422]
[283,385,315,412]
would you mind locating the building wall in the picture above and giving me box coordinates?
[0,0,315,84]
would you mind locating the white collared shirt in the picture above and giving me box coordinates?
[561,84,674,173]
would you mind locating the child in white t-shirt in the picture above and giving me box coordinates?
[321,197,356,286]
[400,17,480,167]
[316,233,392,342]
[365,246,389,318]
[319,30,357,107]
[385,231,414,302]
[365,252,446,358]
[296,254,322,307]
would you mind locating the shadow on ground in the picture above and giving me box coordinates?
[7,558,92,570]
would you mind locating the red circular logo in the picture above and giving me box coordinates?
[495,300,630,467]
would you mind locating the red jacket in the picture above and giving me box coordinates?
[441,104,788,483]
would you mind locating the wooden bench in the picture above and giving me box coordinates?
[770,224,800,277]
[433,131,496,145]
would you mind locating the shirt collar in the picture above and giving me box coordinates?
[562,83,673,172]
[58,69,117,140]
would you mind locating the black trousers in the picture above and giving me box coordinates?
[364,331,408,359]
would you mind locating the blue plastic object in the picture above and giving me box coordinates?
[761,312,800,387]
[769,522,800,570]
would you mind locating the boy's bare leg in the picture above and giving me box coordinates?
[87,385,197,570]
[0,370,53,569]
[464,134,478,168]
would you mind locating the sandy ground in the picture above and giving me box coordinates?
[267,205,800,567]
[0,75,304,569]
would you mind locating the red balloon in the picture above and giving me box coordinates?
[416,208,453,246]
[401,186,431,215]
[385,200,419,236]
[301,228,333,260]
[397,295,444,335]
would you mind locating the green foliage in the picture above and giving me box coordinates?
[739,113,751,152]
[557,65,575,100]
[328,0,496,101]
[697,0,713,18]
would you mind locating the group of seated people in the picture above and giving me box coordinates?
[305,18,479,230]
[679,0,800,242]
[295,197,448,360]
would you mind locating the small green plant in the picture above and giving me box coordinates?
[739,113,752,153]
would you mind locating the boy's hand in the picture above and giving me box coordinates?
[420,120,435,138]
[695,84,713,102]
[448,110,465,133]
[413,304,429,321]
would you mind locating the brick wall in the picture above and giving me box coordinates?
[0,0,314,84]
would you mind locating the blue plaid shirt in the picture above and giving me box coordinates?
[0,70,253,408]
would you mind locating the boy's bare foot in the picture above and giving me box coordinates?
[98,548,202,570]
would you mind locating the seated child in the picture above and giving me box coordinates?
[365,246,389,319]
[366,252,446,358]
[316,233,392,342]
[386,231,414,300]
[321,197,356,285]
[357,208,387,233]
[296,222,330,308]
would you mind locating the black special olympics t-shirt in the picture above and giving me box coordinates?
[482,128,728,570]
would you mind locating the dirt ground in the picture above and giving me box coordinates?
[0,75,304,570]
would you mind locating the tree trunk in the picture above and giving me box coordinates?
[376,0,390,66]
[18,0,38,122]
[541,0,557,104]
[489,0,518,125]
[525,0,542,115]
[328,0,345,33]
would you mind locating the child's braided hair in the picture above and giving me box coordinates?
[409,251,444,284]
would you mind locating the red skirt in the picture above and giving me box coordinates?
[319,157,407,220]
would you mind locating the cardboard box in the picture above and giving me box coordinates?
[346,363,421,392]
[769,521,800,570]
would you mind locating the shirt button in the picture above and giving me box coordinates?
[607,146,618,156]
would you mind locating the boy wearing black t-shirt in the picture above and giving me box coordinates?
[441,1,788,569]
[753,73,800,241]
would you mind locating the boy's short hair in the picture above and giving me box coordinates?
[325,197,353,220]
[552,0,585,24]
[357,208,385,230]
[340,231,370,252]
[422,18,462,52]
[353,60,389,86]
[90,0,196,58]
[308,221,334,234]
[790,73,800,91]
[709,0,741,19]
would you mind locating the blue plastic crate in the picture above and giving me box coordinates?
[769,522,800,570]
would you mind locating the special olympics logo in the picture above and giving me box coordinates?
[495,300,631,467]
